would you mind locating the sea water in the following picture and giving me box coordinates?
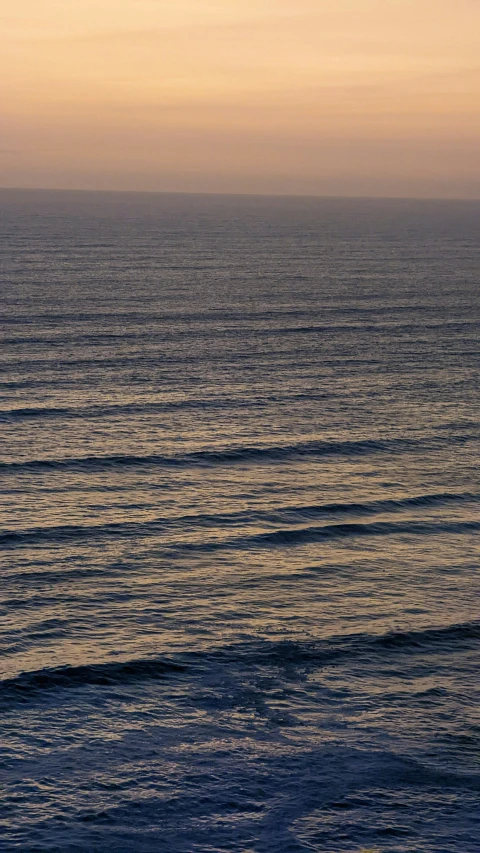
[1,190,479,852]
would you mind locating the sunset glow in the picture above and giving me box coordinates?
[2,0,479,196]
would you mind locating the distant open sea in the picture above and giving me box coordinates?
[1,190,479,853]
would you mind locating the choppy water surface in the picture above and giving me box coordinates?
[1,190,479,853]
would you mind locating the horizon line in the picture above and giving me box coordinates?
[1,185,479,203]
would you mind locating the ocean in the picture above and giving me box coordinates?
[0,190,479,853]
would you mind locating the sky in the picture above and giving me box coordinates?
[1,0,479,197]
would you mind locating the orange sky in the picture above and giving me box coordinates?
[1,0,479,197]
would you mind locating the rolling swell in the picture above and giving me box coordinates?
[0,389,351,423]
[0,436,437,475]
[0,657,186,706]
[226,619,480,669]
[160,519,480,555]
[245,519,480,549]
[2,621,478,709]
[1,491,478,549]
[0,393,337,422]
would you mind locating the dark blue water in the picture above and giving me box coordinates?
[1,190,479,853]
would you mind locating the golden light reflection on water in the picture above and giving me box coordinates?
[1,193,479,850]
